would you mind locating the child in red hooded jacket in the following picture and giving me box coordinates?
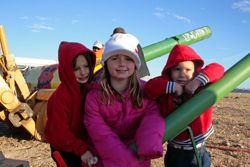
[45,41,99,167]
[145,44,224,167]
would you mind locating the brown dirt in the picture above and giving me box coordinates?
[0,92,249,167]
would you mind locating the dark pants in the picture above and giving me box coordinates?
[50,146,82,167]
[164,145,211,167]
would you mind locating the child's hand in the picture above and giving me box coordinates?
[174,83,184,96]
[81,150,98,167]
[184,79,201,94]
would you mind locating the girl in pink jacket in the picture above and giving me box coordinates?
[84,33,165,167]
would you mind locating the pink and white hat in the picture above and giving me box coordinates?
[101,33,141,69]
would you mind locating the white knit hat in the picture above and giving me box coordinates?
[93,40,104,49]
[101,33,141,69]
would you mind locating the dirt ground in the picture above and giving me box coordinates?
[0,92,249,167]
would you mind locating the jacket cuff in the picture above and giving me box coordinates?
[166,81,175,94]
[75,143,89,157]
[195,73,209,86]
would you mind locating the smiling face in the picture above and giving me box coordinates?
[170,61,195,86]
[73,55,90,84]
[106,54,136,81]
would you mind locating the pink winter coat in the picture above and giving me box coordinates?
[84,81,165,167]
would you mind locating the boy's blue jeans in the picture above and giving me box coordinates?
[164,144,211,167]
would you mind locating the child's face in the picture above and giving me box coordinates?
[106,54,136,81]
[74,55,90,84]
[170,61,195,86]
[93,46,101,53]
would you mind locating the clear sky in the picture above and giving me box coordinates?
[1,0,249,88]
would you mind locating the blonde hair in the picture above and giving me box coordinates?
[100,63,143,108]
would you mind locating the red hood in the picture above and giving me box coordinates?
[58,41,96,91]
[161,44,204,77]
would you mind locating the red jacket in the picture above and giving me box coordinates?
[44,42,96,156]
[145,44,224,142]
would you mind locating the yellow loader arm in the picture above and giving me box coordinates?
[0,25,41,140]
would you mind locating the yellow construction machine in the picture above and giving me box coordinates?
[0,25,47,140]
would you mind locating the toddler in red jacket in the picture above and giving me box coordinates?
[145,44,224,167]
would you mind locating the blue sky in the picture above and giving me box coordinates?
[1,0,250,88]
